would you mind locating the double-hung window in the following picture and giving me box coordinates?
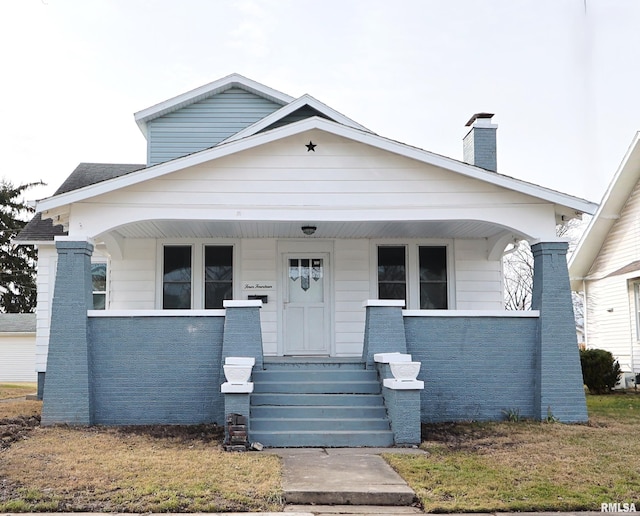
[162,244,233,309]
[419,246,448,309]
[204,245,233,309]
[377,244,449,309]
[377,246,407,301]
[91,262,108,310]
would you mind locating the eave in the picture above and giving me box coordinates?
[569,131,640,289]
[37,116,598,217]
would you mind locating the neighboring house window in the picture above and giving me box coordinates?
[378,246,407,301]
[376,244,449,309]
[204,245,233,309]
[163,245,192,309]
[419,246,448,309]
[91,262,107,310]
[634,283,640,340]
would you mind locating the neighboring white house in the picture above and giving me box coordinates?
[0,313,36,382]
[15,74,597,439]
[569,132,640,386]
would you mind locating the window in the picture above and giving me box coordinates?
[161,244,234,309]
[91,262,107,310]
[163,245,192,309]
[419,246,448,309]
[204,246,233,309]
[378,246,406,301]
[634,283,640,341]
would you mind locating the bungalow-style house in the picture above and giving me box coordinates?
[569,132,640,387]
[17,74,596,446]
[0,313,36,382]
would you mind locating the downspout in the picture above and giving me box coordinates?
[629,280,636,377]
[582,279,588,349]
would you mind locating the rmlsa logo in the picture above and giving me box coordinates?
[601,503,637,512]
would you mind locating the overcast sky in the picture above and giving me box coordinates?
[2,0,639,205]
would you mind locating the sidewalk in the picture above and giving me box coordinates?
[269,447,425,506]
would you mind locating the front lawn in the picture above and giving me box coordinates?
[385,392,640,513]
[0,403,282,513]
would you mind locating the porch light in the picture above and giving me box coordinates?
[301,225,317,236]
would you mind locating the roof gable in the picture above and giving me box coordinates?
[134,73,294,138]
[569,132,640,287]
[37,116,597,217]
[222,94,370,144]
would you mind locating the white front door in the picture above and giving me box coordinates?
[283,253,330,355]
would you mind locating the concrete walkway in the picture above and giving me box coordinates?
[268,447,426,507]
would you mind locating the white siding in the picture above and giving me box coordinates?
[584,179,640,372]
[454,239,504,310]
[585,278,636,372]
[109,239,156,309]
[334,239,369,356]
[239,239,278,354]
[74,130,557,241]
[35,245,55,372]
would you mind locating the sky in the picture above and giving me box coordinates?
[1,0,640,206]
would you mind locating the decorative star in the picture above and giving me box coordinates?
[305,141,317,152]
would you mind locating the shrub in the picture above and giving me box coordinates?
[580,349,622,394]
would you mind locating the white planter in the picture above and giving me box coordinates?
[223,364,253,384]
[389,361,421,381]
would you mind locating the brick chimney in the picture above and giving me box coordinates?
[463,113,497,172]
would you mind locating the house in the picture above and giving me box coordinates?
[16,74,596,446]
[569,132,640,388]
[0,313,36,382]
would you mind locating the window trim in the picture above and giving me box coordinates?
[370,239,455,310]
[156,239,238,309]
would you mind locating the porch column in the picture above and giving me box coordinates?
[362,300,407,369]
[42,239,94,425]
[222,300,264,369]
[531,241,587,422]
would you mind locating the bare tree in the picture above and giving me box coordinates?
[503,218,587,316]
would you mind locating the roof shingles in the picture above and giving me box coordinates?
[15,163,145,242]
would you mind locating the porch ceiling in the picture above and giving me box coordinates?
[111,219,510,240]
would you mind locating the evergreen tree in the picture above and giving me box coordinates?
[0,180,43,313]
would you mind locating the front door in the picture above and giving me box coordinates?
[283,254,330,355]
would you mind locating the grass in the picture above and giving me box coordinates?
[2,391,639,512]
[0,383,37,400]
[0,402,283,513]
[385,391,640,513]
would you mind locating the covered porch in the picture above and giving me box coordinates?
[40,219,588,445]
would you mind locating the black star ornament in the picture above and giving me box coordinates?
[305,141,317,152]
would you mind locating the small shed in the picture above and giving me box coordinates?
[0,313,37,382]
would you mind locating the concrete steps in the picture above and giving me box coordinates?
[250,360,393,447]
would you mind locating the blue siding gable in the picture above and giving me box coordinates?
[147,87,282,165]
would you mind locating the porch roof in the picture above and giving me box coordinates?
[110,219,511,240]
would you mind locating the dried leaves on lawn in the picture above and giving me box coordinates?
[1,423,283,513]
[385,392,640,513]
